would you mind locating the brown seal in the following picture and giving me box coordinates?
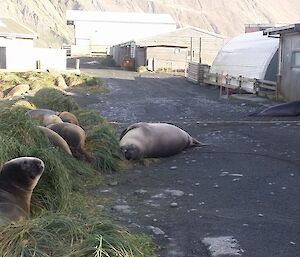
[59,111,80,126]
[0,157,45,224]
[47,123,91,161]
[26,109,62,126]
[120,122,205,160]
[37,126,72,156]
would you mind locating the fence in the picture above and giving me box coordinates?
[187,62,277,97]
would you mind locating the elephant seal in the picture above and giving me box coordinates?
[42,114,63,126]
[120,122,205,160]
[26,109,62,126]
[26,109,59,119]
[7,84,30,97]
[59,111,80,126]
[37,126,72,156]
[47,123,91,161]
[249,101,300,117]
[0,157,45,224]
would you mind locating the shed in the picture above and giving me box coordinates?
[210,31,279,92]
[264,24,300,101]
[66,10,176,56]
[113,26,225,71]
[0,17,38,69]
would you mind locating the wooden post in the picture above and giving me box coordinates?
[76,59,80,70]
[225,74,229,96]
[238,75,242,94]
[190,37,193,62]
[199,37,202,64]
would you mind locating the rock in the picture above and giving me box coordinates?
[134,189,148,195]
[147,226,165,235]
[108,181,118,186]
[170,202,178,208]
[170,166,177,170]
[112,205,131,214]
[164,189,185,197]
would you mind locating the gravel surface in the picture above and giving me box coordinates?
[72,68,300,257]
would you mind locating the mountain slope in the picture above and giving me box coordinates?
[1,0,300,47]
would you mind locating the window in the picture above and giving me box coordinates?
[292,50,300,67]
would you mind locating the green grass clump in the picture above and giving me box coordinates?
[86,124,123,172]
[73,108,105,127]
[31,88,79,112]
[0,213,156,257]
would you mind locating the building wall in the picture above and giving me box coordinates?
[281,33,300,100]
[34,48,66,70]
[146,46,188,71]
[73,20,176,56]
[0,37,66,71]
[0,37,35,70]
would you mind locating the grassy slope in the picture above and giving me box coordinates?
[0,72,156,257]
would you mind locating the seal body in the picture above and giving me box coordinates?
[59,111,80,126]
[251,101,300,117]
[26,109,62,126]
[47,122,91,161]
[120,122,204,160]
[7,84,30,97]
[0,157,45,224]
[37,126,72,156]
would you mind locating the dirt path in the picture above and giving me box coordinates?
[73,68,300,257]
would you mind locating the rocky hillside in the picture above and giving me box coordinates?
[1,0,300,47]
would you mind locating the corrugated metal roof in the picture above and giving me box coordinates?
[66,10,176,25]
[0,17,38,39]
[119,26,225,47]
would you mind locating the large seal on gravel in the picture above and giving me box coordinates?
[47,123,91,161]
[250,101,300,117]
[0,157,45,224]
[120,122,205,160]
[37,126,72,156]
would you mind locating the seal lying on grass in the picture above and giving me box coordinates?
[0,157,45,224]
[120,122,205,160]
[59,111,80,126]
[37,126,73,156]
[47,122,91,161]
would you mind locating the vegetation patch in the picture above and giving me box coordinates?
[0,73,156,256]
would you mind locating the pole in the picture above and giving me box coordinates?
[199,37,202,64]
[190,37,193,62]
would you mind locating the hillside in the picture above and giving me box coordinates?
[1,0,300,47]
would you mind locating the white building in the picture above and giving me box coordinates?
[0,17,66,71]
[66,10,177,56]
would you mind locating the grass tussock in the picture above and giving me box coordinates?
[0,74,156,256]
[86,124,123,172]
[31,88,79,112]
[0,213,156,257]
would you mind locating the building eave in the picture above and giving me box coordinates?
[263,23,300,36]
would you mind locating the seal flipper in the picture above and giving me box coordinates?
[190,137,207,147]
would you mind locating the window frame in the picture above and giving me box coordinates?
[291,49,300,68]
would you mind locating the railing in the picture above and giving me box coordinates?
[204,72,277,97]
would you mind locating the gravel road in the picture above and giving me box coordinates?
[72,67,300,257]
